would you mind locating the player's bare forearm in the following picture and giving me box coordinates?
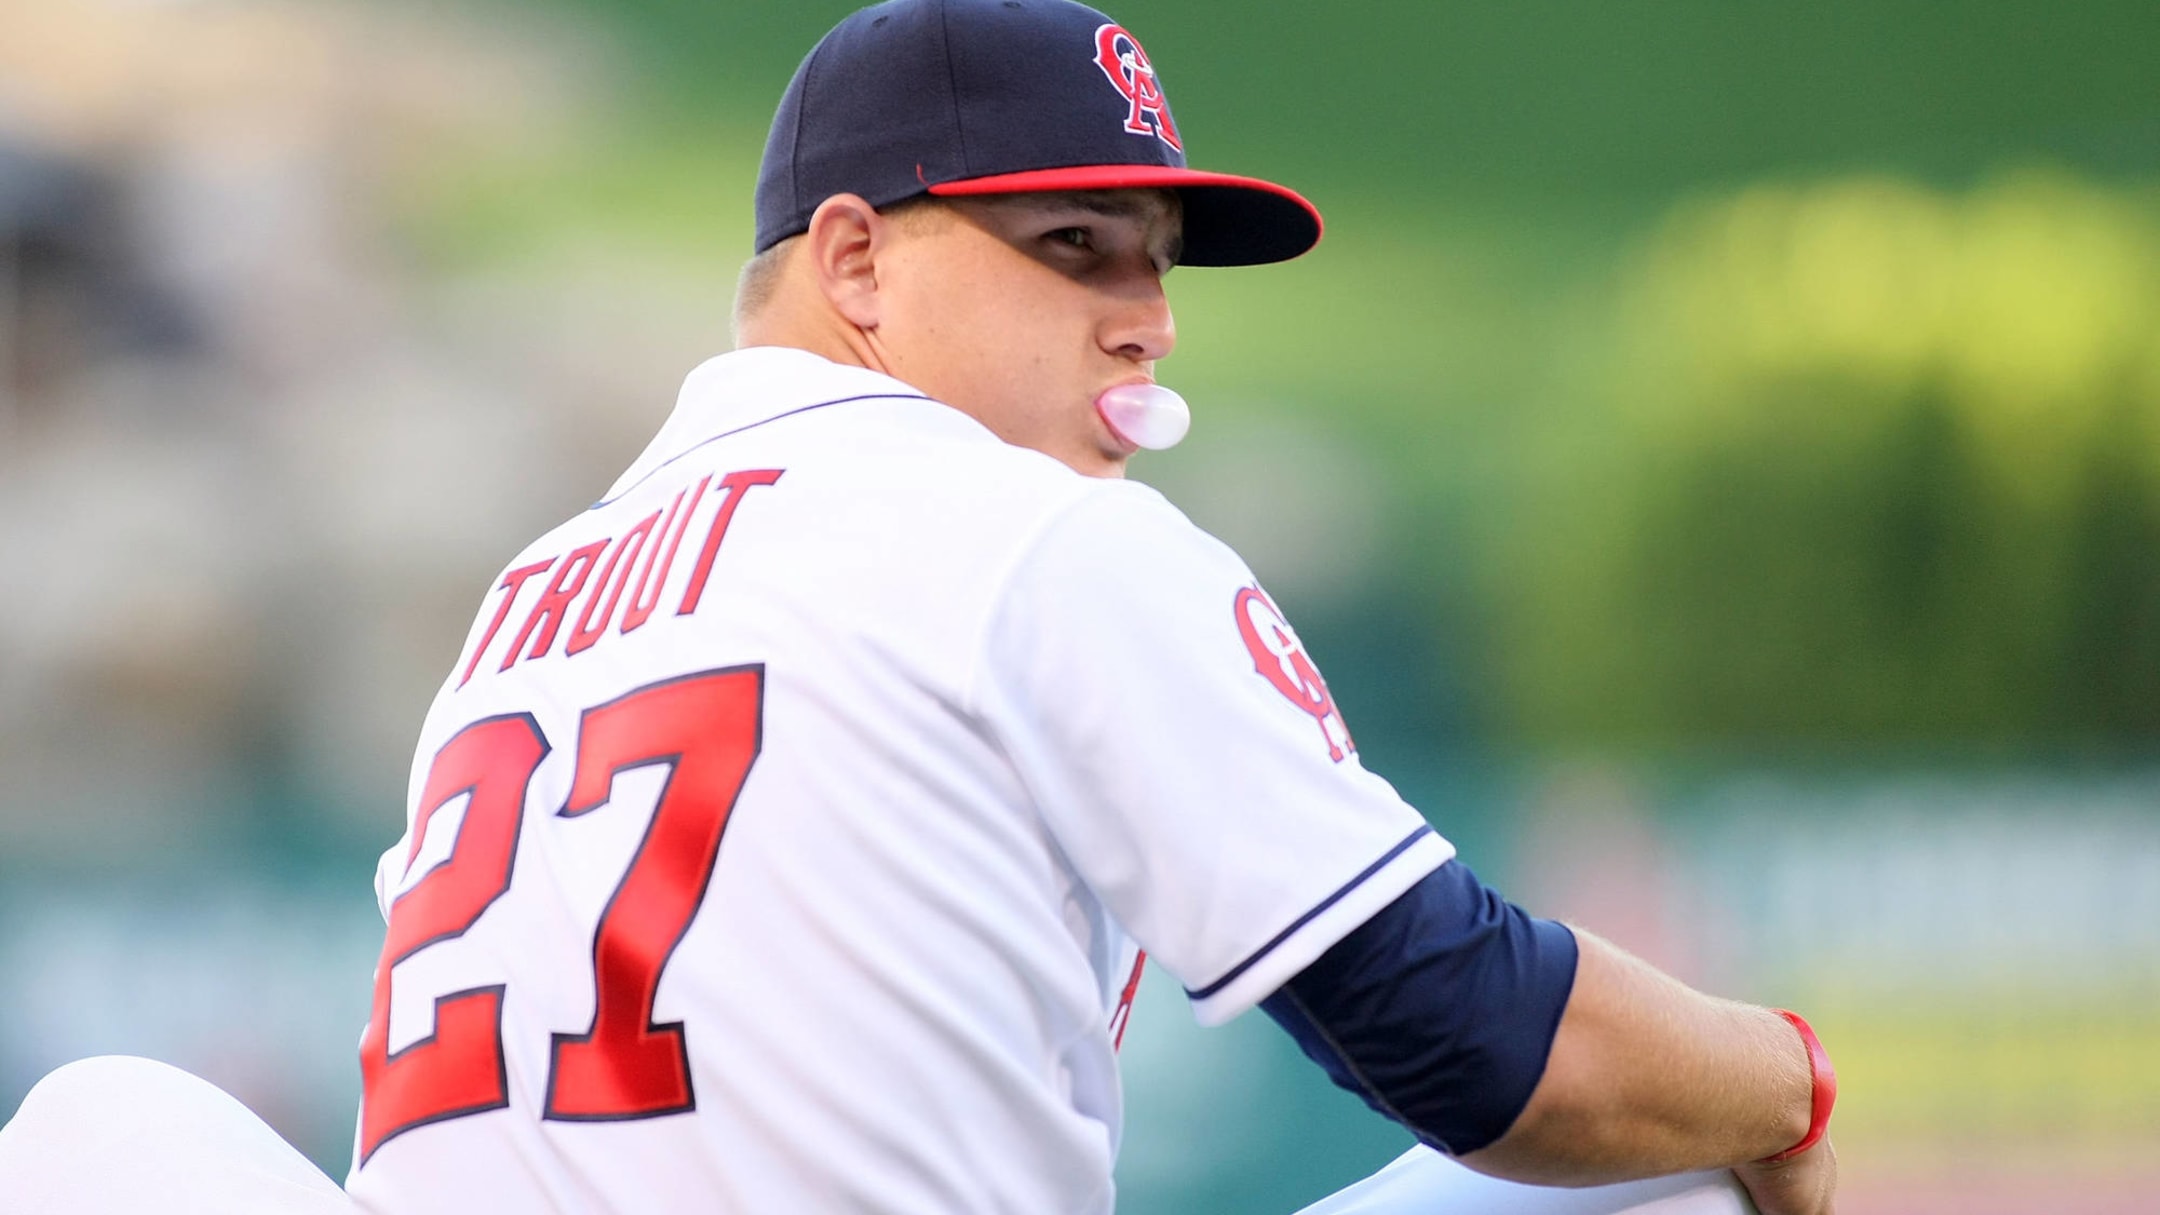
[1459,928,1829,1204]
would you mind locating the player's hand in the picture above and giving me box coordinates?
[1731,1136,1836,1215]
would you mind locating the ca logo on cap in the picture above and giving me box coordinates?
[1092,24,1182,152]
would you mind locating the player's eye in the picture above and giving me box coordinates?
[1046,226,1093,250]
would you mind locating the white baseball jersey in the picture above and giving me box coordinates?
[345,347,1453,1214]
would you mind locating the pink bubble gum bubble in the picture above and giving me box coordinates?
[1094,382,1191,451]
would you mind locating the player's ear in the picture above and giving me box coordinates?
[804,193,886,330]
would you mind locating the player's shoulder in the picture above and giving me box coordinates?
[1018,475,1245,583]
[869,441,1210,627]
[683,347,1096,493]
[728,351,1167,539]
[1043,475,1207,537]
[902,448,1253,621]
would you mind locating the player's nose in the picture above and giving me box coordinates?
[1102,278,1176,364]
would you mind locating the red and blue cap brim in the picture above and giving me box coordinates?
[928,165,1322,267]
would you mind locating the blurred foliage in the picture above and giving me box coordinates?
[528,0,2160,200]
[395,128,763,268]
[1501,174,2160,752]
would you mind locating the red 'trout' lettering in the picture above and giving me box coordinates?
[501,539,610,671]
[460,558,556,688]
[565,509,662,658]
[621,477,708,634]
[453,466,784,684]
[677,469,785,616]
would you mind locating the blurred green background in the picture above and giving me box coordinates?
[2,1,2157,1211]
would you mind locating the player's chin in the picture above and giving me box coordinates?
[1087,409,1139,461]
[1082,422,1136,477]
[1060,430,1129,479]
[1078,447,1131,479]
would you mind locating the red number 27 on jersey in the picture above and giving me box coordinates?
[357,666,764,1164]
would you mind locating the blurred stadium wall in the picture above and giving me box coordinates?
[3,1,2157,1211]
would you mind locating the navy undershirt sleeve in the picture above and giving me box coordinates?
[1259,859,1578,1156]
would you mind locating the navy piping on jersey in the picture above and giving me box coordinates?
[1184,824,1436,1002]
[590,392,934,509]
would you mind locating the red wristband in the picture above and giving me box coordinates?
[1758,1009,1836,1163]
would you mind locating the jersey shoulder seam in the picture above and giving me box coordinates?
[955,478,1157,719]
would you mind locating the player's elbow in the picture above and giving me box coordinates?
[1454,1061,1690,1187]
[1259,861,1580,1159]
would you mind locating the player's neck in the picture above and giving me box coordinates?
[733,309,889,380]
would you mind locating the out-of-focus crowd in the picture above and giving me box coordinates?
[0,0,731,857]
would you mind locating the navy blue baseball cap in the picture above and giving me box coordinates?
[754,0,1323,267]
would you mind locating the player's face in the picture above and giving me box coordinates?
[869,190,1181,478]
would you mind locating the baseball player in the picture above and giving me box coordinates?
[341,2,1839,1212]
[10,2,1812,1213]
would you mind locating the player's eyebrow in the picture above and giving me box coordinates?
[1019,192,1185,266]
[1048,194,1154,218]
[988,188,1173,222]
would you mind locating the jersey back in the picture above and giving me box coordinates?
[344,349,1449,1214]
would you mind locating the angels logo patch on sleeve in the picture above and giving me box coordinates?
[1234,585,1355,762]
